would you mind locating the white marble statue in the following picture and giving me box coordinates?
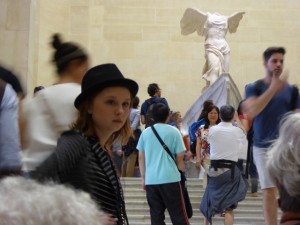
[180,8,245,87]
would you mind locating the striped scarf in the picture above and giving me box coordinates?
[87,136,129,225]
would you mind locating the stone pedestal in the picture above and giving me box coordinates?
[182,73,242,133]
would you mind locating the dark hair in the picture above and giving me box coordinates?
[203,105,221,129]
[132,96,139,109]
[51,33,88,75]
[237,99,246,116]
[220,104,235,122]
[198,99,214,120]
[33,86,45,95]
[152,103,170,123]
[147,83,160,97]
[263,47,286,62]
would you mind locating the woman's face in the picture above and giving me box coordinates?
[207,108,219,124]
[176,113,182,123]
[89,86,131,137]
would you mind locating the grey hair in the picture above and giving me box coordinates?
[0,177,104,225]
[267,112,300,198]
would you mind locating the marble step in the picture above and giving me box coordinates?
[126,214,269,225]
[121,177,276,225]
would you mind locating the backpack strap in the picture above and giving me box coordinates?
[147,97,165,105]
[146,98,152,106]
[0,79,7,107]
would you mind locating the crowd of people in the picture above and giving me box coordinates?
[0,33,300,225]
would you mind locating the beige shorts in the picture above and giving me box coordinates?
[253,146,275,189]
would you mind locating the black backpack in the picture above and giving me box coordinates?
[145,97,165,127]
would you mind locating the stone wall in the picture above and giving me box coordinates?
[1,0,300,114]
[0,0,31,93]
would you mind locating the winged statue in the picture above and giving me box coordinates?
[180,8,245,88]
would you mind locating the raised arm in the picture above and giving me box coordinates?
[243,72,288,119]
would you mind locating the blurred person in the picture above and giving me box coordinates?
[237,100,259,197]
[0,176,112,225]
[0,80,22,178]
[137,103,190,225]
[169,111,194,178]
[112,139,123,176]
[0,65,26,150]
[188,99,214,155]
[122,96,141,177]
[169,111,183,130]
[267,113,300,225]
[32,63,138,225]
[140,83,169,128]
[200,105,248,225]
[22,33,89,172]
[195,105,221,189]
[242,47,300,225]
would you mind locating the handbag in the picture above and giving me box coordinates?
[151,125,193,219]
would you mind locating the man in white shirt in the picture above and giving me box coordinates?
[200,104,248,225]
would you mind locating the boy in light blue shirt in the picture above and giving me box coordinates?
[137,103,189,225]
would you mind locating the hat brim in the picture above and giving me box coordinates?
[74,78,138,109]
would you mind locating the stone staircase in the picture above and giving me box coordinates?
[121,177,281,225]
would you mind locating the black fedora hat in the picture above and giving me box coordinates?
[74,63,139,109]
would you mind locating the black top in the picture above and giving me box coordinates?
[32,130,128,225]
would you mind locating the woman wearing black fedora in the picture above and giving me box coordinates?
[32,63,139,225]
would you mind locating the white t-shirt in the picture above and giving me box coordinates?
[22,83,80,171]
[209,122,247,162]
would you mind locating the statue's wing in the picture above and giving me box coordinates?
[180,8,207,36]
[228,12,245,33]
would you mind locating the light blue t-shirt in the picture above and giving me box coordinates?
[137,124,186,185]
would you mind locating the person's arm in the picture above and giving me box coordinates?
[243,73,288,119]
[161,98,169,109]
[140,115,146,125]
[195,136,202,168]
[237,128,248,160]
[238,113,250,133]
[233,111,246,134]
[0,85,22,172]
[175,152,185,172]
[138,151,146,190]
[140,102,147,125]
